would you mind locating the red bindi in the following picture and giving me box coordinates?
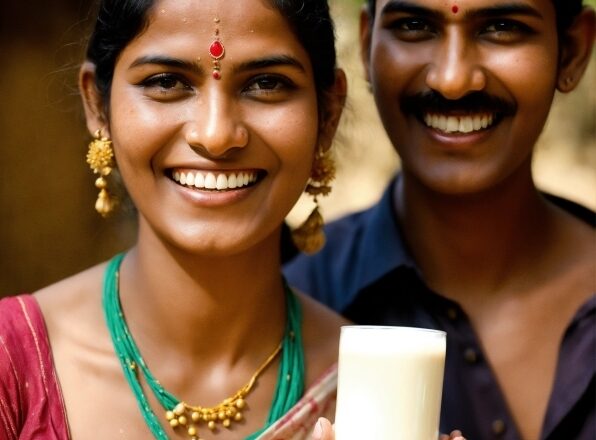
[451,4,459,13]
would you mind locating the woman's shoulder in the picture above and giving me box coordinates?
[0,294,70,439]
[34,261,107,335]
[296,291,350,387]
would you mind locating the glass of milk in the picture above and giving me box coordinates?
[334,326,446,440]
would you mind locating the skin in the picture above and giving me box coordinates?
[358,0,595,439]
[35,0,348,438]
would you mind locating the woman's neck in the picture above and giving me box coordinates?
[116,222,287,364]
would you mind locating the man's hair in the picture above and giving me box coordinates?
[365,0,584,34]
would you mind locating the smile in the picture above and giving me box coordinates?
[423,113,496,134]
[172,169,259,191]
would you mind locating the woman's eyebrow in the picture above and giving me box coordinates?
[129,55,204,74]
[233,55,306,74]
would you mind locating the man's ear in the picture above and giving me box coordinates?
[318,68,347,153]
[556,7,596,92]
[359,5,373,85]
[79,61,110,135]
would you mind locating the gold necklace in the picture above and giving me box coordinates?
[165,342,282,437]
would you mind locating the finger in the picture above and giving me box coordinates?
[450,430,465,440]
[312,417,334,440]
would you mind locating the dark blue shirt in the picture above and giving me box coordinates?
[284,180,595,440]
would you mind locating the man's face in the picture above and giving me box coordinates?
[361,0,560,194]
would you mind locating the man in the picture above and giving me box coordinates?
[287,0,595,439]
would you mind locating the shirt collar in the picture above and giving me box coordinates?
[350,177,417,296]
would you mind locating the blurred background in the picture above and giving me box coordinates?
[1,0,594,297]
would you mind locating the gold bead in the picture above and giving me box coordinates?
[218,411,226,420]
[234,412,243,422]
[210,414,218,421]
[178,415,187,425]
[169,419,179,428]
[191,411,201,422]
[208,421,216,430]
[95,177,107,189]
[223,419,231,428]
[165,411,175,421]
[101,166,113,177]
[235,398,245,409]
[188,426,197,436]
[174,403,186,415]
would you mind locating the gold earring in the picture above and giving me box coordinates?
[291,148,335,254]
[86,128,116,217]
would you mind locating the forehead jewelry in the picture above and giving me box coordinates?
[451,4,459,13]
[209,17,225,80]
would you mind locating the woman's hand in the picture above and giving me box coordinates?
[312,418,334,440]
[311,417,466,440]
[441,430,465,440]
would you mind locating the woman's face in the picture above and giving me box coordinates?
[87,0,332,256]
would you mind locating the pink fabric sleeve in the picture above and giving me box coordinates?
[0,295,70,439]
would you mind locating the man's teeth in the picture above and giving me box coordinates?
[172,171,257,190]
[424,114,494,133]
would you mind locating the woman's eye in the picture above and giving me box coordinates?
[140,74,192,95]
[244,75,294,94]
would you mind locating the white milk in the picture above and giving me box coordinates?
[335,326,446,440]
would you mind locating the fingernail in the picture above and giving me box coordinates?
[313,419,323,439]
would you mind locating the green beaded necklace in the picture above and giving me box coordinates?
[102,253,305,440]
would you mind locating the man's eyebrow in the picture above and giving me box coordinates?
[380,0,442,20]
[233,55,306,74]
[465,3,543,20]
[380,0,543,20]
[129,55,204,74]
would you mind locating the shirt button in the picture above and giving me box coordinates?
[492,419,506,436]
[464,348,478,363]
[446,307,458,320]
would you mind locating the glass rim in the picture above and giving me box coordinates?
[340,325,446,337]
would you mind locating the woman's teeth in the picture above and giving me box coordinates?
[423,113,494,134]
[172,170,258,190]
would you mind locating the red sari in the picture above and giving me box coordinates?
[0,295,336,439]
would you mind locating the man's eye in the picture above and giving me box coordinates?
[389,18,436,41]
[399,19,432,32]
[480,20,534,40]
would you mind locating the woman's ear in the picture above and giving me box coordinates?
[318,68,347,153]
[79,61,109,135]
[557,7,596,92]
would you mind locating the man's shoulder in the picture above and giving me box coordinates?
[284,200,392,309]
[544,193,595,227]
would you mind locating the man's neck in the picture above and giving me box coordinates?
[395,166,553,299]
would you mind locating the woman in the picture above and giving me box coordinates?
[0,0,348,438]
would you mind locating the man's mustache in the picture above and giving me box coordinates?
[401,90,517,116]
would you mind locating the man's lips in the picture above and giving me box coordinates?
[422,112,496,134]
[402,90,516,135]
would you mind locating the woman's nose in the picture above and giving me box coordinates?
[184,91,249,158]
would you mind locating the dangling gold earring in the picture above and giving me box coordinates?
[292,148,335,254]
[86,128,116,217]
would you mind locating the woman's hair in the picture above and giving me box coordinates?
[86,0,337,117]
[364,0,584,34]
